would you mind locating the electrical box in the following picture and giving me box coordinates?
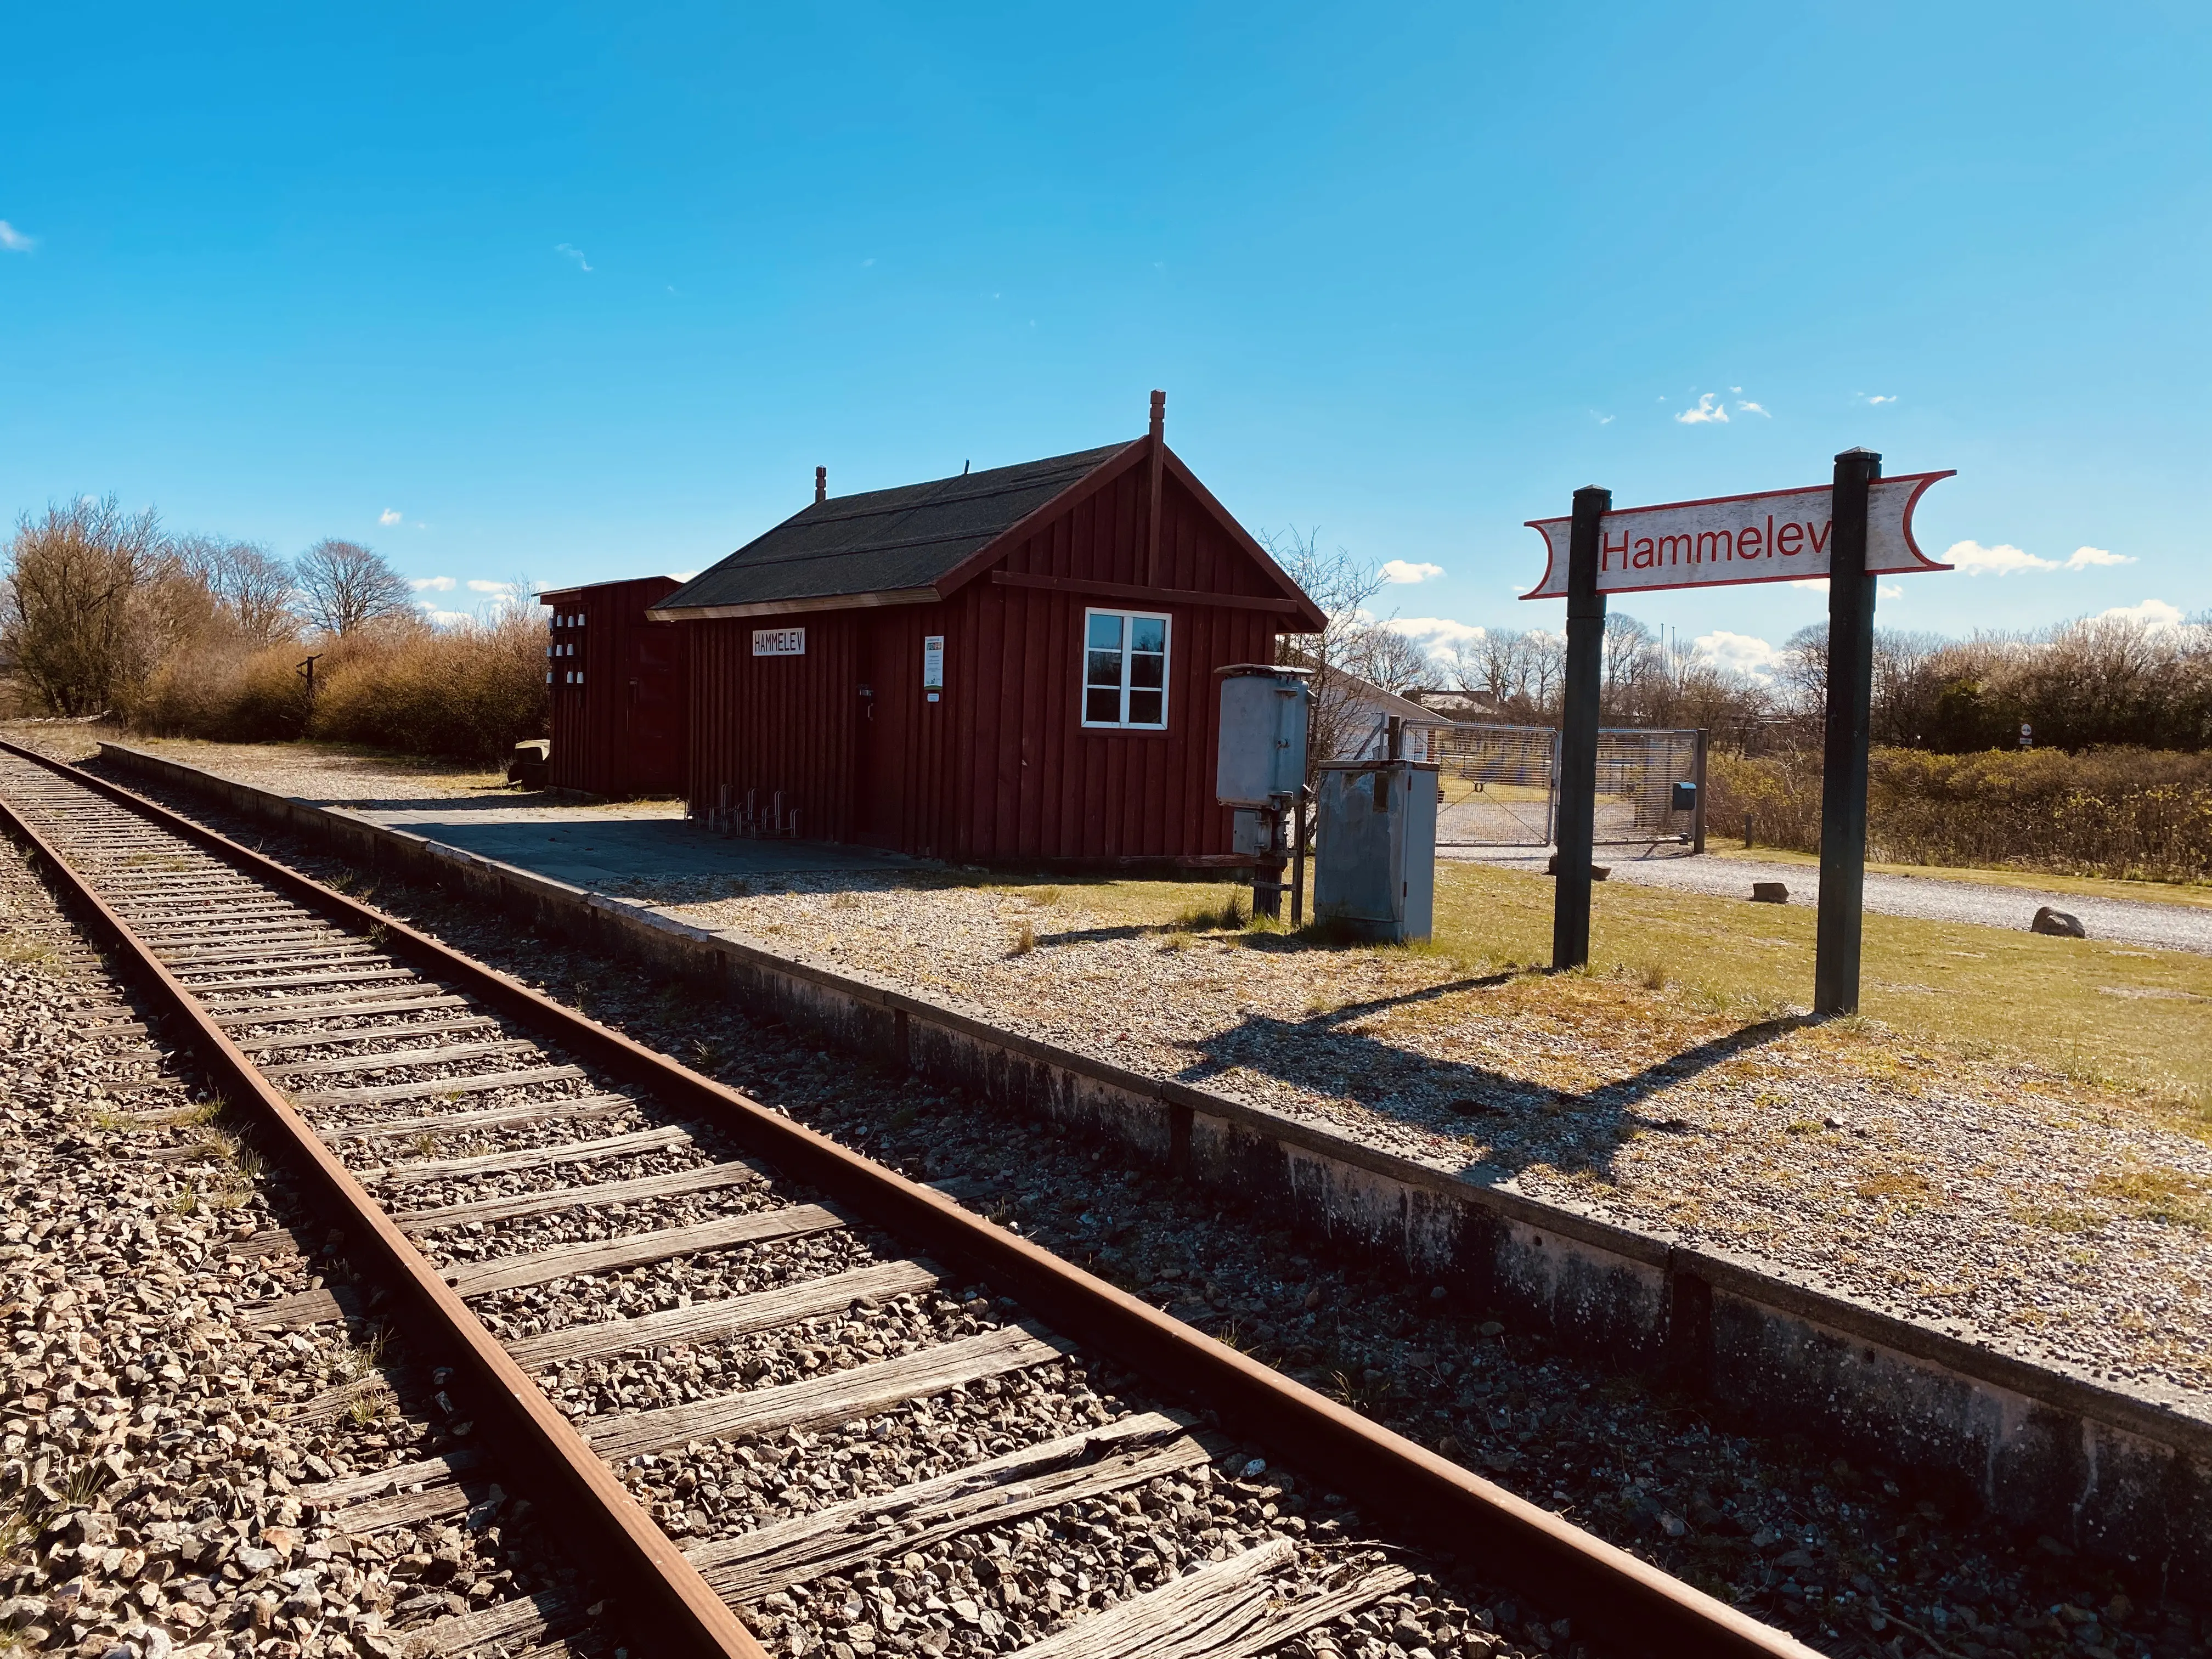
[1215,665,1311,807]
[1229,809,1274,857]
[1313,761,1439,943]
[1671,781,1697,813]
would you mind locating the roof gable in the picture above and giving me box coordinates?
[653,444,1135,617]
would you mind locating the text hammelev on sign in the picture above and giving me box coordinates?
[752,627,805,656]
[1522,472,1954,599]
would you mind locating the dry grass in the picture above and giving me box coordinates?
[2090,1160,2212,1230]
[1056,860,2212,1129]
[134,612,547,763]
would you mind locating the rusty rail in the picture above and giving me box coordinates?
[0,737,1821,1659]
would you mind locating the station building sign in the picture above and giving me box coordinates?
[752,627,806,656]
[1522,472,1954,599]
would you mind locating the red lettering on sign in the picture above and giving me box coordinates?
[1657,533,1694,566]
[1602,529,1629,572]
[1695,529,1731,563]
[1738,522,1764,558]
[1808,518,1832,556]
[1776,522,1804,556]
[1633,536,1655,569]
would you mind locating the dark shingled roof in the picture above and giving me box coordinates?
[656,442,1135,613]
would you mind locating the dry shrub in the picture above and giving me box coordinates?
[1707,745,2212,883]
[307,612,547,763]
[137,641,308,742]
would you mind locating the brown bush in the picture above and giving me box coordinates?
[306,612,547,763]
[137,641,309,742]
[1707,745,2212,883]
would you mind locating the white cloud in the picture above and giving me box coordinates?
[379,507,403,526]
[1675,393,1729,425]
[1692,630,1783,679]
[1857,392,1898,405]
[1879,584,1904,599]
[2096,598,2186,631]
[1387,616,1486,652]
[668,569,699,581]
[2064,545,2133,569]
[1728,386,1742,393]
[1591,410,1614,425]
[1788,578,1829,592]
[1736,400,1770,417]
[417,606,471,628]
[411,575,456,592]
[466,578,518,595]
[555,243,592,272]
[0,221,35,252]
[1379,559,1444,585]
[1944,540,2057,575]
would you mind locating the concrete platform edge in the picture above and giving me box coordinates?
[92,742,2212,1590]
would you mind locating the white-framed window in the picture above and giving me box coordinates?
[1081,608,1170,729]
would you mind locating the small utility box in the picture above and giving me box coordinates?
[1215,665,1310,808]
[1313,760,1438,942]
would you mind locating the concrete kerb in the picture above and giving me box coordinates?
[91,742,2212,1589]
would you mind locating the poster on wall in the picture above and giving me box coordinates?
[922,635,945,689]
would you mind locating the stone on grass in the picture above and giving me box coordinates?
[2030,906,2087,938]
[1750,882,1789,905]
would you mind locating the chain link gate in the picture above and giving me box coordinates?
[1429,723,1703,848]
[1431,724,1560,847]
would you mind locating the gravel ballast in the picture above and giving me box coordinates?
[46,734,2210,1406]
[0,833,599,1658]
[28,743,2211,1657]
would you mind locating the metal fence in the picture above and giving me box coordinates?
[1593,727,1702,846]
[1429,723,1703,848]
[1432,724,1560,847]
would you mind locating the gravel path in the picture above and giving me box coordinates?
[41,738,2212,1657]
[40,739,2212,1397]
[1448,847,2212,957]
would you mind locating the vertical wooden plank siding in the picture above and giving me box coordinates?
[548,576,686,798]
[675,458,1294,866]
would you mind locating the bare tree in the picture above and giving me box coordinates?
[177,535,300,649]
[1262,526,1389,783]
[2,495,168,715]
[294,538,413,637]
[1345,623,1433,695]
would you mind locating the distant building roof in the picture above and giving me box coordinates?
[653,444,1136,618]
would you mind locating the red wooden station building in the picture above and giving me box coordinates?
[545,396,1324,870]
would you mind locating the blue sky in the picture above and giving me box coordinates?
[4,3,2206,673]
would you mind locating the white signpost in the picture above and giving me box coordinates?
[1521,472,1953,599]
[1526,452,1953,1015]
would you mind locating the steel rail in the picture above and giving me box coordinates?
[0,738,1822,1659]
[0,747,770,1659]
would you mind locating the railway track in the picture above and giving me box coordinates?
[0,738,1819,1659]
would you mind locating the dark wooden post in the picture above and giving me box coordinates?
[1551,485,1609,969]
[1691,727,1708,854]
[1814,448,1881,1015]
[1144,390,1165,586]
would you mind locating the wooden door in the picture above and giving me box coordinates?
[852,618,904,847]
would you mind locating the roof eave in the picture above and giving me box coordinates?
[646,587,944,623]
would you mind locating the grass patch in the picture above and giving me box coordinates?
[2090,1160,2212,1229]
[0,933,56,966]
[1054,859,2212,1117]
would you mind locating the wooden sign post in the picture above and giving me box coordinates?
[1551,486,1610,969]
[1526,453,1953,1008]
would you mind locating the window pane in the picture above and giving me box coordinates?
[1128,690,1163,726]
[1130,616,1165,654]
[1128,652,1164,690]
[1086,649,1125,689]
[1087,613,1124,651]
[1085,687,1121,723]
